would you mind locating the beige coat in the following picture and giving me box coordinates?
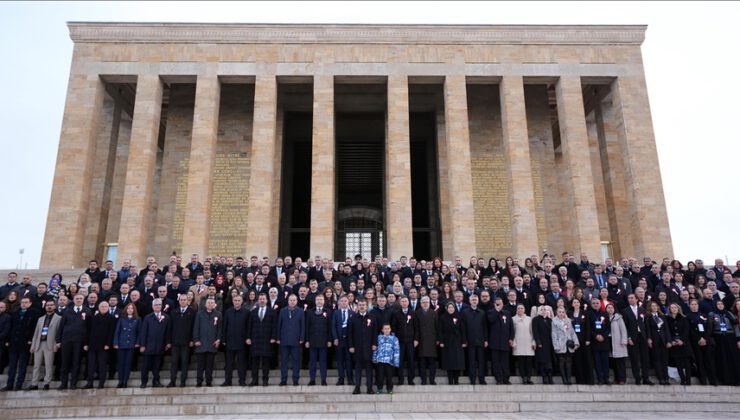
[609,313,629,358]
[512,314,535,356]
[30,313,61,353]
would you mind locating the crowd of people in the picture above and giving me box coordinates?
[0,251,739,395]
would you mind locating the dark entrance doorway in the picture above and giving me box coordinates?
[334,111,385,260]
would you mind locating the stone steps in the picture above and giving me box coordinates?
[1,384,738,418]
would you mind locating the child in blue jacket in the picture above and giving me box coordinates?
[372,323,400,393]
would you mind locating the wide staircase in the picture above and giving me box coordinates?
[2,362,739,418]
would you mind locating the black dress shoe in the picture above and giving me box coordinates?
[479,378,487,385]
[307,380,316,386]
[239,382,247,387]
[167,382,176,388]
[321,380,327,386]
[43,384,50,391]
[503,379,512,385]
[366,388,374,394]
[408,378,414,385]
[196,382,202,388]
[97,384,105,389]
[26,385,39,391]
[352,386,361,395]
[430,379,436,385]
[116,383,124,389]
[261,381,268,387]
[221,382,232,387]
[249,381,258,387]
[279,381,287,386]
[469,378,476,385]
[82,383,94,389]
[179,382,187,388]
[347,379,355,386]
[0,386,11,392]
[69,384,77,390]
[152,382,163,388]
[139,383,147,389]
[643,379,654,385]
[336,378,344,386]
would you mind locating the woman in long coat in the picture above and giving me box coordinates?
[438,302,466,385]
[416,297,439,385]
[606,303,628,384]
[551,306,579,384]
[532,305,554,384]
[666,302,692,385]
[512,303,535,384]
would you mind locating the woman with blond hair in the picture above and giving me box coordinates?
[551,306,578,384]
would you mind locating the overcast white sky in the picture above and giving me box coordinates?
[0,1,738,269]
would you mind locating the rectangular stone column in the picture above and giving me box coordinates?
[181,74,221,258]
[500,76,540,259]
[443,75,477,259]
[117,74,163,266]
[245,75,279,259]
[40,74,105,269]
[611,75,673,259]
[555,75,602,262]
[385,75,414,259]
[310,75,335,259]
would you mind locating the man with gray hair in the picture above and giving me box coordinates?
[137,298,170,388]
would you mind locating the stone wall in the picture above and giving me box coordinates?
[467,84,512,258]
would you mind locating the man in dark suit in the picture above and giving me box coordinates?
[391,296,418,385]
[277,294,304,386]
[462,294,488,385]
[348,299,377,395]
[247,293,277,386]
[222,294,250,386]
[137,299,171,388]
[187,254,204,280]
[331,295,354,385]
[487,297,514,384]
[167,294,195,387]
[305,294,332,386]
[1,297,38,391]
[622,293,653,385]
[56,294,92,390]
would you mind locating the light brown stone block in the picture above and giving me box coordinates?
[443,75,477,259]
[310,75,335,259]
[500,76,539,259]
[555,75,602,263]
[245,75,278,259]
[385,75,414,260]
[611,75,673,259]
[40,73,105,269]
[116,74,163,267]
[181,74,221,258]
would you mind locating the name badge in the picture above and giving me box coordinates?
[595,321,602,330]
[720,323,727,332]
[41,326,49,341]
[574,324,581,333]
[697,324,704,332]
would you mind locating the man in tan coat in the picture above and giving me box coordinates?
[28,300,61,390]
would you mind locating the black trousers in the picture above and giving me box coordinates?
[86,350,108,386]
[378,362,394,391]
[397,341,415,381]
[556,352,573,384]
[467,345,486,380]
[251,356,271,383]
[196,352,216,384]
[652,345,668,382]
[516,356,533,380]
[610,357,626,383]
[573,345,594,384]
[628,336,651,382]
[60,341,84,386]
[491,349,511,383]
[674,355,691,383]
[169,344,191,384]
[691,342,717,385]
[419,356,436,382]
[141,354,163,385]
[224,348,247,384]
[354,359,373,389]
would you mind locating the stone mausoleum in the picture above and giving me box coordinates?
[40,22,673,269]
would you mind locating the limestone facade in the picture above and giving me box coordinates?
[40,23,673,268]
